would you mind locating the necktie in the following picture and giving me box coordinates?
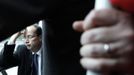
[32,54,38,75]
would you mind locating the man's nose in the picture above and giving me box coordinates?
[25,38,29,43]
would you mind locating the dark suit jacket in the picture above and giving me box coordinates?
[0,42,32,75]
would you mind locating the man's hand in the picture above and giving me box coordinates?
[73,8,134,74]
[8,30,25,44]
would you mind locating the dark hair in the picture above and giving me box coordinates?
[33,24,42,36]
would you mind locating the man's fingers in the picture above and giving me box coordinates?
[80,43,106,57]
[81,27,115,44]
[83,9,122,30]
[80,57,134,74]
[80,58,117,71]
[80,40,134,57]
[81,25,134,45]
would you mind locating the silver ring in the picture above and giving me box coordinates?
[104,44,110,53]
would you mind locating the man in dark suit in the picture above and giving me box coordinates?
[0,24,42,75]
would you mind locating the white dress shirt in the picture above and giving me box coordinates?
[32,48,42,75]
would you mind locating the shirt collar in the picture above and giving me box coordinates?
[32,47,42,56]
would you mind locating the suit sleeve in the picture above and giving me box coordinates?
[110,0,134,14]
[0,42,19,70]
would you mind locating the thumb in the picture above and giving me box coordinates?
[72,20,84,32]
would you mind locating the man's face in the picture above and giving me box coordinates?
[24,26,41,52]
